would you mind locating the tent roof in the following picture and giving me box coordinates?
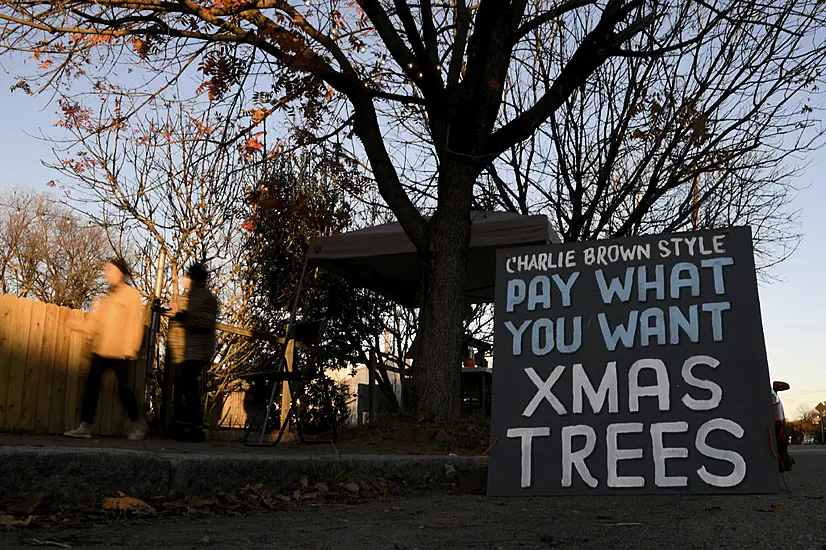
[306,211,560,307]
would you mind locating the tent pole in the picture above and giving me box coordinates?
[368,347,376,424]
[278,256,311,437]
[289,256,310,325]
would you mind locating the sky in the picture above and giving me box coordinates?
[1,68,825,419]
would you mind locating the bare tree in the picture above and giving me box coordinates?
[43,102,260,418]
[0,189,109,308]
[795,404,818,423]
[483,2,822,274]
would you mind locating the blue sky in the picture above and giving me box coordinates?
[1,70,825,418]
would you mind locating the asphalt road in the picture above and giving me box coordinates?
[2,446,825,549]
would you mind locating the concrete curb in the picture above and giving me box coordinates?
[0,446,488,505]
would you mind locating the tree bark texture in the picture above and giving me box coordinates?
[412,161,476,419]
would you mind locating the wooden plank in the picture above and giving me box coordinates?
[35,304,61,433]
[215,323,309,350]
[216,322,280,344]
[20,300,47,431]
[279,339,296,434]
[0,295,16,429]
[64,309,87,431]
[4,297,33,430]
[218,391,247,428]
[49,307,73,434]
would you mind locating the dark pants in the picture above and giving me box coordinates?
[172,360,206,429]
[81,354,139,424]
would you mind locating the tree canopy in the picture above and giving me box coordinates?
[0,189,109,309]
[2,0,824,417]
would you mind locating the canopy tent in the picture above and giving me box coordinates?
[306,211,560,307]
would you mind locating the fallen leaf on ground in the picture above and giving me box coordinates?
[186,496,218,507]
[103,495,156,514]
[0,514,35,527]
[343,483,360,495]
[8,494,42,515]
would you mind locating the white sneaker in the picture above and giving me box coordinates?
[64,422,92,438]
[128,419,149,441]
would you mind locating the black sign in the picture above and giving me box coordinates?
[488,227,780,496]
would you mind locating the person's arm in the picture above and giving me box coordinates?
[175,291,217,333]
[65,296,101,333]
[125,290,146,360]
[168,293,189,323]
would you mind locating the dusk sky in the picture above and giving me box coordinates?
[1,66,824,418]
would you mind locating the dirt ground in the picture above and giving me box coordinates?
[2,446,825,549]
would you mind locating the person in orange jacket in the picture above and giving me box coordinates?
[63,258,149,440]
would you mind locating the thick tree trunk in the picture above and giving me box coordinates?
[413,164,475,420]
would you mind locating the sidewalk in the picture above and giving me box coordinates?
[0,433,487,506]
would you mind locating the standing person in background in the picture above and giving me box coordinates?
[64,258,149,440]
[166,262,218,442]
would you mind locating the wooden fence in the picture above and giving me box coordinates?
[0,294,147,436]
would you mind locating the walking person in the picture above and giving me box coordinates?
[64,258,149,440]
[166,262,218,442]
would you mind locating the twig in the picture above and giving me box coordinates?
[22,540,72,549]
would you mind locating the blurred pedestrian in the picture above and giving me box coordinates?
[64,258,149,440]
[166,262,218,442]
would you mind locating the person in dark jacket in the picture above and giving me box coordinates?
[165,262,218,442]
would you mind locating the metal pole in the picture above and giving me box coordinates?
[144,249,167,412]
[145,249,167,374]
[368,348,376,424]
[153,249,167,299]
[820,413,824,444]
